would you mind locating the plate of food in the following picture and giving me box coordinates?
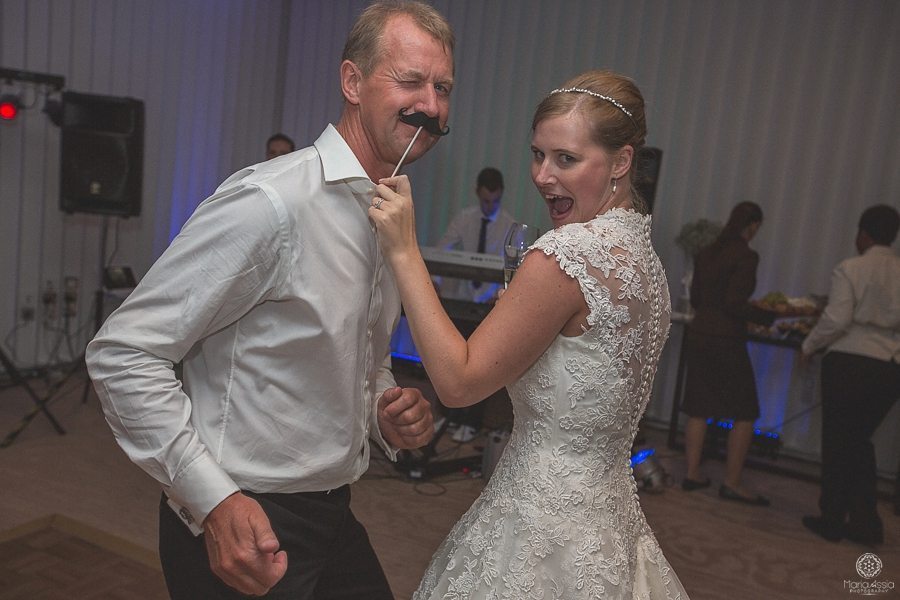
[754,292,821,316]
[774,317,817,341]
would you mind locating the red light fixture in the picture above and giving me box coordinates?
[0,94,22,121]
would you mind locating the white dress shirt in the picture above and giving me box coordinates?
[436,204,516,303]
[86,125,399,531]
[802,245,900,362]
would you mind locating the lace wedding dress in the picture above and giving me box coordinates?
[413,209,688,600]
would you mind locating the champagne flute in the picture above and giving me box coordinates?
[503,222,533,288]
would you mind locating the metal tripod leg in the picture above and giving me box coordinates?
[0,356,86,448]
[0,347,67,443]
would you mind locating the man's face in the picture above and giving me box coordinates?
[266,139,293,160]
[355,15,453,170]
[477,186,502,218]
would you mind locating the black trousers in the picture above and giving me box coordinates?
[819,351,900,532]
[158,487,393,600]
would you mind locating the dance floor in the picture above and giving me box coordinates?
[0,369,896,599]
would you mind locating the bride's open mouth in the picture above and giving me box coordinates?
[546,195,574,220]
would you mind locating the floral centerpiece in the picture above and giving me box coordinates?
[674,218,722,313]
[675,218,722,259]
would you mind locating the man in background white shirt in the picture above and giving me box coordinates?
[86,2,454,598]
[436,167,516,304]
[801,204,900,546]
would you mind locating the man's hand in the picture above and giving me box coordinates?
[377,386,434,449]
[203,492,288,596]
[798,351,812,370]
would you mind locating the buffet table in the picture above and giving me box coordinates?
[665,310,804,449]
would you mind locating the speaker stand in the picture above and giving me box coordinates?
[80,215,112,403]
[0,347,67,448]
[0,216,112,448]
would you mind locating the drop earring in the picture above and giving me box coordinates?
[611,177,618,194]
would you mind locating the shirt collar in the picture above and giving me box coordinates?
[483,203,501,222]
[314,124,374,197]
[864,244,897,257]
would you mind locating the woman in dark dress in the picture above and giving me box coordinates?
[681,202,776,505]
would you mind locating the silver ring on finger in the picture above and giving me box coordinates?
[373,198,384,209]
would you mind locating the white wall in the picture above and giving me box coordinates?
[1,0,898,472]
[1,0,290,366]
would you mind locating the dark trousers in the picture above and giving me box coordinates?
[819,351,900,532]
[158,487,393,600]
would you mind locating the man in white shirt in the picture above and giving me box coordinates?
[800,204,900,546]
[86,2,454,598]
[434,167,515,442]
[436,167,516,304]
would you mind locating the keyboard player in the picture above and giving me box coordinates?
[434,167,516,304]
[431,167,516,441]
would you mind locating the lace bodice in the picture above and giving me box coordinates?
[414,210,686,600]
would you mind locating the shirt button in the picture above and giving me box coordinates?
[367,329,372,338]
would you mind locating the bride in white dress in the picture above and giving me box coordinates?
[370,69,688,600]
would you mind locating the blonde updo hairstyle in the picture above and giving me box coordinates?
[532,70,649,214]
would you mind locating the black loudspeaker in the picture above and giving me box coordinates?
[634,146,662,213]
[59,91,144,217]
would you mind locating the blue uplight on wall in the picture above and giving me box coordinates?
[392,351,423,364]
[390,316,422,364]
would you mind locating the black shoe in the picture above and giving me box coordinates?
[681,477,711,491]
[802,515,843,542]
[719,484,770,506]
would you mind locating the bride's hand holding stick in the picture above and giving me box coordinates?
[368,175,419,262]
